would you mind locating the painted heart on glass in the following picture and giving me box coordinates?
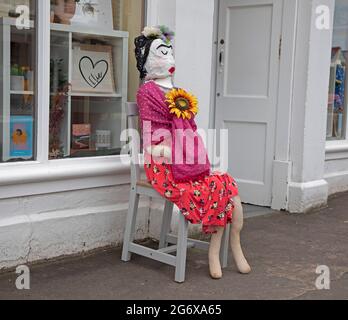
[79,56,109,88]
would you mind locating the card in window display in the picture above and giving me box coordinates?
[9,115,33,159]
[71,44,116,94]
[72,124,91,150]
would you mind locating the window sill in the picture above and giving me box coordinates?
[0,155,132,200]
[325,140,348,160]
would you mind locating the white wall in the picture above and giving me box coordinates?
[324,157,348,194]
[146,0,176,31]
[174,0,215,131]
[0,184,151,270]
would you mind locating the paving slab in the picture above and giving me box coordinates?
[0,192,347,300]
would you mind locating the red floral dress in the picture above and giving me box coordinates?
[144,157,239,234]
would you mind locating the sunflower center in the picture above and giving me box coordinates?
[175,97,190,111]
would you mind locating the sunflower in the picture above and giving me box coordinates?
[165,88,198,120]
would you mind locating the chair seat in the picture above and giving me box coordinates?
[137,180,152,188]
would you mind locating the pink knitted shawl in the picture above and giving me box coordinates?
[137,81,211,183]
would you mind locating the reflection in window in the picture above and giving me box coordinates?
[327,0,348,140]
[0,0,37,163]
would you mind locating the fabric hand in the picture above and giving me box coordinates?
[146,145,172,158]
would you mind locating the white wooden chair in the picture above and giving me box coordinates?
[121,102,231,283]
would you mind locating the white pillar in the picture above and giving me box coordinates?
[288,0,335,212]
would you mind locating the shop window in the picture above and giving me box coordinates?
[49,0,144,159]
[0,0,37,163]
[327,0,348,140]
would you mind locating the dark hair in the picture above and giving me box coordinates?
[134,35,156,80]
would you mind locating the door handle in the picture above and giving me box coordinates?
[219,50,224,65]
[219,49,224,72]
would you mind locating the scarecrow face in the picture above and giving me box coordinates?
[145,39,175,81]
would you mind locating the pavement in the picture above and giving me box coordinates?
[0,192,347,300]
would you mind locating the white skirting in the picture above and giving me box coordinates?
[288,179,329,213]
[0,192,150,270]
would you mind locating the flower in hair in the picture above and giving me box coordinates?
[141,25,175,44]
[142,26,162,39]
[158,25,175,44]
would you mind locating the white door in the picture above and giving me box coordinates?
[215,0,283,206]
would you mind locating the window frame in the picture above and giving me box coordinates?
[0,0,141,200]
[325,1,348,160]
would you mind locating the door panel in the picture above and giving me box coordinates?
[215,0,283,206]
[225,4,273,97]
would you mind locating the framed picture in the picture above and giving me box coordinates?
[70,0,114,31]
[10,115,33,159]
[71,44,116,94]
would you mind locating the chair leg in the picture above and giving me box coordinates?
[220,223,230,269]
[159,201,174,249]
[175,213,189,283]
[122,188,140,262]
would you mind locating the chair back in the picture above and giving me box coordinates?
[126,102,141,187]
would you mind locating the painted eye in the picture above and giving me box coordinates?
[161,50,168,55]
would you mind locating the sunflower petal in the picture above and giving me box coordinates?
[165,88,200,119]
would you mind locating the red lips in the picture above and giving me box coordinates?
[169,67,176,74]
